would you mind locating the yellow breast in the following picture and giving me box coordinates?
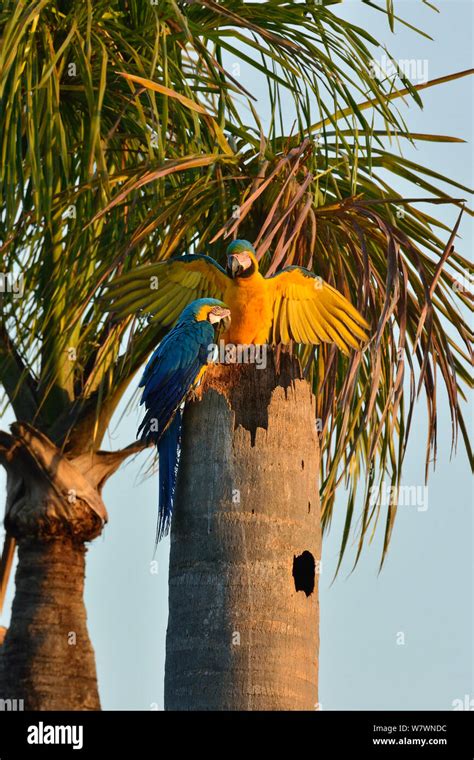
[223,274,273,345]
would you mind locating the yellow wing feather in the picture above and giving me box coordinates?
[104,254,229,326]
[267,267,369,353]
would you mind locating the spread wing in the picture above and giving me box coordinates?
[267,266,369,353]
[104,254,229,327]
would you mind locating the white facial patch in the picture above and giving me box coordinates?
[209,308,231,324]
[234,251,252,270]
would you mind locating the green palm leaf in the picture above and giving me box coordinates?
[0,0,471,571]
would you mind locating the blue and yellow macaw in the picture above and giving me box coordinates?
[138,298,230,540]
[107,240,369,352]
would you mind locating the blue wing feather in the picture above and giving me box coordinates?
[138,318,215,541]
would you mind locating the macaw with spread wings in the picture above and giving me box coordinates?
[106,240,369,353]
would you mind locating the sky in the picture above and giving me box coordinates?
[0,0,472,711]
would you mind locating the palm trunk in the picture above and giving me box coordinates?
[165,352,321,710]
[1,538,100,710]
[0,423,140,710]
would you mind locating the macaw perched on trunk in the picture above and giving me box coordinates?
[106,240,369,352]
[138,298,230,540]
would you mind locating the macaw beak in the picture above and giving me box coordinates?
[227,255,242,279]
[221,314,231,333]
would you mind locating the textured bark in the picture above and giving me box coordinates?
[0,423,142,710]
[165,352,321,710]
[0,539,100,710]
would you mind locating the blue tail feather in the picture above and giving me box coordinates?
[157,410,182,542]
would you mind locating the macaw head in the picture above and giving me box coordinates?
[226,239,258,279]
[180,298,231,329]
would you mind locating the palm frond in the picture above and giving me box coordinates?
[0,0,471,568]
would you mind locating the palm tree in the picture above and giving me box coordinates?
[0,0,471,709]
[163,137,472,708]
[0,0,240,709]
